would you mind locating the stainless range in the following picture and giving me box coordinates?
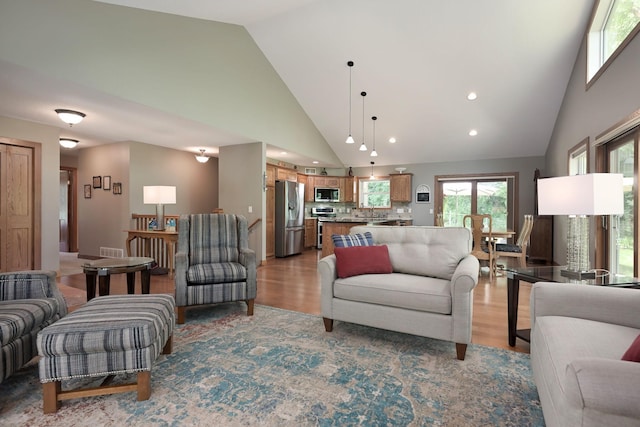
[311,207,336,249]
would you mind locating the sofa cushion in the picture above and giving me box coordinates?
[0,298,60,346]
[187,262,247,285]
[332,232,373,248]
[334,245,393,278]
[622,334,640,362]
[349,226,472,280]
[333,272,452,314]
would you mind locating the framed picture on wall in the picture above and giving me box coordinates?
[113,182,122,195]
[92,176,102,188]
[84,184,91,199]
[103,175,111,190]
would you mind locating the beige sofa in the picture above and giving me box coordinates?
[318,225,479,360]
[530,282,640,427]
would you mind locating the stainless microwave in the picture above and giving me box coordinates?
[315,187,340,203]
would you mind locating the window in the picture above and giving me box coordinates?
[435,173,518,232]
[568,138,589,175]
[587,0,640,85]
[359,178,390,208]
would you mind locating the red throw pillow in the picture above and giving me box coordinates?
[622,334,640,362]
[334,245,393,278]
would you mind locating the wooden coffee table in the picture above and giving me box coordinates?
[83,257,155,301]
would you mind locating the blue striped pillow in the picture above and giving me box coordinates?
[332,232,374,248]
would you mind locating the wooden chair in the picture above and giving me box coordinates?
[435,212,444,226]
[463,214,496,280]
[495,214,534,268]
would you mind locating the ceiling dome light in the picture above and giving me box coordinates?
[469,129,478,136]
[195,149,209,163]
[55,109,86,126]
[59,138,78,149]
[467,92,477,101]
[389,137,397,144]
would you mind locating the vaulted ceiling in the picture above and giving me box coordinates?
[0,0,595,168]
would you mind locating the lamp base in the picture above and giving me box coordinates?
[560,269,596,280]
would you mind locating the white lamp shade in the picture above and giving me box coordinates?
[59,138,78,148]
[537,173,624,216]
[143,186,176,204]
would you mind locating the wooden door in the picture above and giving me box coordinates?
[0,144,35,271]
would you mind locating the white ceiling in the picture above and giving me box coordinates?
[0,1,595,168]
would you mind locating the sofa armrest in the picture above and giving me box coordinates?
[530,282,640,330]
[318,255,338,317]
[564,358,640,419]
[450,255,480,294]
[0,270,67,318]
[174,251,189,306]
[239,248,257,299]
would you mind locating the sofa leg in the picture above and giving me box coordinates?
[456,343,467,360]
[177,306,186,324]
[42,381,61,413]
[323,317,333,332]
[246,299,254,316]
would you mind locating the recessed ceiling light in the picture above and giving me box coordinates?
[280,151,287,155]
[388,137,397,143]
[312,160,319,164]
[469,129,478,136]
[467,92,477,101]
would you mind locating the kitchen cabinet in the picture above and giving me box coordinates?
[305,176,315,202]
[314,176,340,188]
[390,173,413,202]
[266,184,275,258]
[304,218,317,249]
[266,164,276,187]
[340,177,354,202]
[276,167,298,182]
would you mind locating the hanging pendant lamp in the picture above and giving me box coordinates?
[359,92,367,152]
[370,116,378,157]
[195,149,209,163]
[370,161,375,179]
[345,61,355,144]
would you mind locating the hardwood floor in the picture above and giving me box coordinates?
[57,249,531,354]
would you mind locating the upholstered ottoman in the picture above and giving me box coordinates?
[37,294,175,413]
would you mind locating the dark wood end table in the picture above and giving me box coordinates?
[83,256,155,301]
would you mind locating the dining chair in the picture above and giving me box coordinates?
[463,214,496,280]
[495,214,534,268]
[435,212,444,227]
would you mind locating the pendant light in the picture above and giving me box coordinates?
[345,61,355,144]
[370,161,375,179]
[359,92,367,152]
[370,116,378,157]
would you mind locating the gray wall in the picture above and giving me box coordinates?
[545,28,640,264]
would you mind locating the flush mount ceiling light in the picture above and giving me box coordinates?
[467,92,477,101]
[345,61,355,144]
[195,149,209,163]
[59,138,79,149]
[389,137,397,144]
[55,109,86,126]
[469,129,478,136]
[359,92,368,152]
[370,116,378,157]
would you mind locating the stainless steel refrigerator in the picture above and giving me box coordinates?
[275,180,305,257]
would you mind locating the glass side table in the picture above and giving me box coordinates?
[506,265,640,346]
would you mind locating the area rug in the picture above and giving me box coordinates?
[0,304,543,426]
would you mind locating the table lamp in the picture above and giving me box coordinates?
[537,173,624,280]
[143,186,176,231]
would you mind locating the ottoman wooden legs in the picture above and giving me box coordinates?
[42,337,173,414]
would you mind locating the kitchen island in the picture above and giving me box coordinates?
[320,218,413,258]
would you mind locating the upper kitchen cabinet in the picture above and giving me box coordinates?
[266,164,276,187]
[340,177,354,203]
[313,176,340,188]
[276,167,298,182]
[390,173,413,202]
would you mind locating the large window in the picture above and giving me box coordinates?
[435,173,518,232]
[587,0,640,85]
[359,178,391,208]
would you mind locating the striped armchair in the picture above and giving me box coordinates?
[175,214,257,324]
[0,270,67,383]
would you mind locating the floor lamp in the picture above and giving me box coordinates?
[143,186,176,231]
[537,173,624,280]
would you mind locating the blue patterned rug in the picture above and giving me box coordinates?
[0,304,543,426]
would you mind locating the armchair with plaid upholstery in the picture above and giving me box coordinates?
[175,214,257,324]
